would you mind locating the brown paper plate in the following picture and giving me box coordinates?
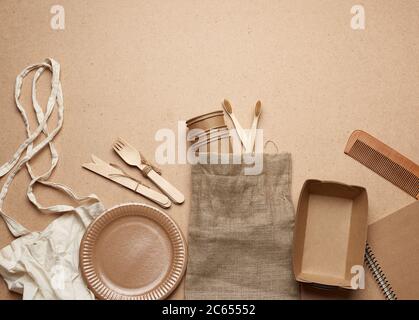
[80,203,187,300]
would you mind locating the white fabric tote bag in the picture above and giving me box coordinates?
[0,59,104,299]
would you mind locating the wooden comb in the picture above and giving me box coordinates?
[345,130,419,199]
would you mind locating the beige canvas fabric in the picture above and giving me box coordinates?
[185,153,299,299]
[0,59,104,299]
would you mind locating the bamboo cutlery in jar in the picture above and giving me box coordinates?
[186,99,263,154]
[82,138,185,209]
[221,99,262,153]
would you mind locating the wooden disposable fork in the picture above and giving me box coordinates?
[113,137,185,204]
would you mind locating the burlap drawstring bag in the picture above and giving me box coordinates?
[185,153,299,299]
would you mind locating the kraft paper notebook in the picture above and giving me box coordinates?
[301,200,419,300]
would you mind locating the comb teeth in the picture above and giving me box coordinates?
[347,140,419,199]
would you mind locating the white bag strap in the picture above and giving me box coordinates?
[0,58,101,237]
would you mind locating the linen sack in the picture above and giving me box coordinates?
[185,153,299,299]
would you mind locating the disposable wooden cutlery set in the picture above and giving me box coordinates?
[222,99,262,153]
[82,99,262,209]
[186,99,263,154]
[83,138,185,208]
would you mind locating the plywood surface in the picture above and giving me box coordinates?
[1,0,418,300]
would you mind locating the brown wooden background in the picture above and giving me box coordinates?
[1,0,418,299]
